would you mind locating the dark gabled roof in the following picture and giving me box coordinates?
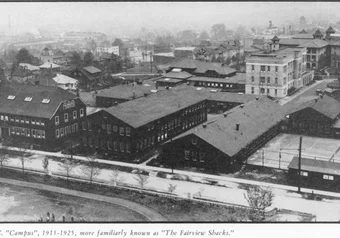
[12,67,33,77]
[272,35,280,41]
[280,38,328,48]
[313,29,323,37]
[326,26,336,34]
[162,71,193,79]
[173,97,284,157]
[83,66,102,74]
[287,95,340,120]
[299,29,307,34]
[104,85,208,128]
[0,82,77,119]
[288,156,340,176]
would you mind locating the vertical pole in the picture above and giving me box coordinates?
[298,136,302,193]
[279,151,281,169]
[262,150,264,167]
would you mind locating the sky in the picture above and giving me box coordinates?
[0,2,339,37]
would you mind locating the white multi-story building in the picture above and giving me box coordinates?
[96,46,120,56]
[245,36,314,98]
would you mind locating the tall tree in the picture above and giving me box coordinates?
[177,30,198,45]
[83,52,94,66]
[198,30,210,41]
[244,186,274,221]
[15,48,33,64]
[211,23,228,40]
[80,155,100,185]
[70,51,82,66]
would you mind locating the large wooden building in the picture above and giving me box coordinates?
[161,97,285,172]
[285,95,340,138]
[0,82,87,151]
[81,86,208,161]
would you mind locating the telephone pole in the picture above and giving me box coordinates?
[298,136,302,193]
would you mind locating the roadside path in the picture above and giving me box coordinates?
[0,177,167,222]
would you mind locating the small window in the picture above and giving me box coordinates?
[126,127,131,136]
[64,113,68,123]
[184,150,190,160]
[7,95,15,100]
[107,124,111,134]
[251,65,255,71]
[24,97,33,102]
[55,116,59,125]
[73,111,77,119]
[56,129,60,138]
[80,108,84,117]
[120,141,125,152]
[119,127,124,135]
[192,138,197,145]
[300,171,308,177]
[323,174,334,180]
[113,125,118,132]
[60,128,64,137]
[42,98,50,104]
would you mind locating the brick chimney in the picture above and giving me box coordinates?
[236,124,240,131]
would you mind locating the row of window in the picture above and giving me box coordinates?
[252,76,287,85]
[0,115,45,126]
[250,87,279,96]
[55,123,79,138]
[181,103,205,116]
[83,137,131,153]
[82,121,131,136]
[55,109,84,125]
[252,65,279,73]
[11,127,45,139]
[299,171,334,180]
[184,150,205,163]
[136,136,155,152]
[197,81,235,88]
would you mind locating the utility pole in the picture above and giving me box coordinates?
[298,136,302,193]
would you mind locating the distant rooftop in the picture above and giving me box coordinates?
[96,83,160,99]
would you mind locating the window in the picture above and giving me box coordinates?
[184,150,190,160]
[275,78,278,84]
[260,65,265,72]
[251,65,255,71]
[126,143,131,153]
[275,66,278,72]
[7,95,15,100]
[275,89,277,96]
[113,125,118,132]
[107,124,111,134]
[300,171,308,177]
[107,140,112,150]
[284,65,287,73]
[267,77,270,84]
[42,98,50,104]
[114,141,118,151]
[41,130,45,139]
[267,66,270,72]
[120,127,124,135]
[88,121,92,131]
[64,113,68,122]
[126,127,131,136]
[20,117,25,123]
[102,123,106,130]
[260,88,265,94]
[15,117,19,123]
[323,175,334,180]
[199,152,205,163]
[251,76,254,83]
[260,77,265,83]
[55,129,60,138]
[80,108,84,117]
[55,116,59,126]
[120,142,125,152]
[25,118,30,124]
[0,115,3,121]
[26,128,30,137]
[73,111,77,119]
[267,88,270,94]
[60,128,64,137]
[192,138,197,145]
[31,129,35,137]
[24,97,33,102]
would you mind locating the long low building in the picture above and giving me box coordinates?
[81,85,208,161]
[0,82,87,151]
[161,97,285,172]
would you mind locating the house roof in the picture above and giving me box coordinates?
[19,63,40,72]
[272,35,280,41]
[0,82,77,119]
[83,66,102,74]
[96,83,159,99]
[104,85,208,128]
[279,38,328,48]
[313,29,323,37]
[326,26,336,33]
[53,74,78,85]
[173,97,284,157]
[288,156,340,176]
[156,78,183,83]
[292,33,314,39]
[287,95,340,120]
[169,59,237,76]
[39,62,60,69]
[37,76,58,87]
[162,71,193,79]
[174,47,196,51]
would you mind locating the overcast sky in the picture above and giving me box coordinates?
[0,2,339,36]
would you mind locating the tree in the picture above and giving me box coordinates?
[83,51,94,66]
[177,30,198,45]
[168,184,177,194]
[244,186,274,221]
[69,51,82,66]
[80,155,100,185]
[110,169,125,186]
[15,48,33,64]
[59,155,76,186]
[17,143,31,173]
[211,23,228,40]
[42,157,49,173]
[234,25,249,40]
[0,148,9,167]
[198,30,210,41]
[134,173,149,189]
[112,38,124,48]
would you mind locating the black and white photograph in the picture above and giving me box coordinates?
[0,1,340,237]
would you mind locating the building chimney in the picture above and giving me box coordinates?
[202,124,207,128]
[240,104,244,108]
[256,97,259,100]
[236,124,240,131]
[223,113,227,118]
[314,98,318,103]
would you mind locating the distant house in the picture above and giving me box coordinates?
[174,47,197,59]
[155,70,192,88]
[39,62,61,73]
[70,66,103,89]
[53,74,79,91]
[153,52,175,66]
